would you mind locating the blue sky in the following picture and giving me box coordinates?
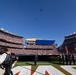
[0,0,76,46]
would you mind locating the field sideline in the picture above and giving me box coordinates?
[14,61,76,75]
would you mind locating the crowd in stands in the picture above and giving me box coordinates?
[7,48,58,55]
[0,29,24,51]
[0,41,23,48]
[0,29,60,55]
[0,30,23,44]
[26,45,56,49]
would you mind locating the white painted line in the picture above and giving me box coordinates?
[32,65,65,75]
[12,66,31,75]
[61,65,76,75]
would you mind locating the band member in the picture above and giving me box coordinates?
[72,53,75,65]
[65,53,69,65]
[59,53,62,64]
[68,53,72,65]
[61,53,65,65]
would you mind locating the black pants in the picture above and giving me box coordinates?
[3,64,13,75]
[62,60,64,65]
[66,60,68,65]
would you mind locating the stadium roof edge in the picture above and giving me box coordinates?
[0,28,23,38]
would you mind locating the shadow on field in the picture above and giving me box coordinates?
[26,62,34,65]
[51,61,60,65]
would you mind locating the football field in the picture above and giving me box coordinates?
[0,61,76,75]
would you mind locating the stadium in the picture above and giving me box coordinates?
[0,28,59,61]
[0,28,76,59]
[0,28,76,75]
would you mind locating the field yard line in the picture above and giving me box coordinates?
[61,65,76,75]
[32,65,65,75]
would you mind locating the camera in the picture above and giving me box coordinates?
[11,53,18,64]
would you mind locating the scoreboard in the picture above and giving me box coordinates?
[35,40,55,45]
